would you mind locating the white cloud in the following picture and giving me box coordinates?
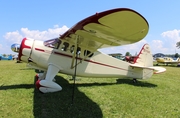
[2,25,69,54]
[159,29,180,54]
[4,25,69,43]
[54,25,59,28]
[161,29,180,42]
[151,40,163,49]
[161,29,180,48]
[3,30,23,43]
[150,40,168,53]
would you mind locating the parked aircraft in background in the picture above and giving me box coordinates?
[156,57,180,66]
[11,8,166,94]
[125,56,138,63]
[108,53,125,60]
[0,54,12,60]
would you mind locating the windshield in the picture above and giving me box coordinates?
[43,38,61,49]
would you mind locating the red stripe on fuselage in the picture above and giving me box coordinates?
[35,48,45,52]
[34,48,128,71]
[86,59,127,71]
[54,51,128,71]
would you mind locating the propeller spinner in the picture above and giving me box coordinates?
[11,44,20,53]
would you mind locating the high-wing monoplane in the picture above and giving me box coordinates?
[11,8,166,93]
[156,57,180,66]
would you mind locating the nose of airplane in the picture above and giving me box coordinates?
[11,43,20,53]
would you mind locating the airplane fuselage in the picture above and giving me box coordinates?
[17,37,150,79]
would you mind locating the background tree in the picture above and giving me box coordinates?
[175,53,179,58]
[176,41,180,49]
[125,52,131,56]
[3,54,6,57]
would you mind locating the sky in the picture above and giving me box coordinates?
[0,1,180,55]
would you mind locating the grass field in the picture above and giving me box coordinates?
[0,61,180,118]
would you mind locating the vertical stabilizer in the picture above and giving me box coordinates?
[133,44,153,67]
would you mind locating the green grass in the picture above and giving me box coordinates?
[0,61,180,118]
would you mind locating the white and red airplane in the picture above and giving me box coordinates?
[11,8,166,93]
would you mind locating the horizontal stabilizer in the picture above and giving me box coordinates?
[148,66,166,74]
[130,64,166,74]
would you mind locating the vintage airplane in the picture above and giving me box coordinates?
[11,8,166,93]
[156,57,180,66]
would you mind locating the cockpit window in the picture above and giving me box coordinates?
[44,38,61,49]
[61,42,69,51]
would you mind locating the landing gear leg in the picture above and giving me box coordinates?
[35,64,62,93]
[35,71,47,80]
[35,71,56,81]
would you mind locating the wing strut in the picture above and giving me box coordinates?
[71,35,80,105]
[71,54,78,105]
[70,35,80,69]
[71,43,104,68]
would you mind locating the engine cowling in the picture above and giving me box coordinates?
[11,38,34,63]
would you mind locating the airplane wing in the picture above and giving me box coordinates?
[130,64,166,74]
[60,8,149,50]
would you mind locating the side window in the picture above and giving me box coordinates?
[54,40,61,49]
[70,45,75,53]
[84,50,93,57]
[70,45,81,55]
[62,42,69,51]
[77,47,81,55]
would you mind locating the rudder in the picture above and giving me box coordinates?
[133,44,153,67]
